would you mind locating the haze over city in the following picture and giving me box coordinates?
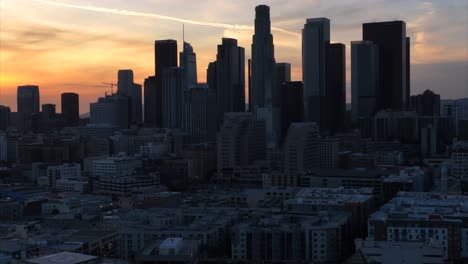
[1,0,467,113]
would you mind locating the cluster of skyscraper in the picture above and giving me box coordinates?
[4,5,414,146]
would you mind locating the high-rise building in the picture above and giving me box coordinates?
[363,21,408,111]
[217,113,266,173]
[144,76,158,126]
[351,41,379,121]
[453,141,468,183]
[420,125,437,158]
[155,40,178,75]
[280,81,304,141]
[90,94,130,129]
[117,69,134,95]
[61,93,79,127]
[17,85,40,115]
[183,84,210,144]
[410,90,441,117]
[162,67,185,129]
[283,122,319,176]
[406,37,411,109]
[0,105,11,130]
[251,5,279,142]
[212,38,245,124]
[302,18,330,127]
[117,70,142,124]
[326,43,346,134]
[145,40,178,128]
[180,42,198,88]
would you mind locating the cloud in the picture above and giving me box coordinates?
[34,0,300,37]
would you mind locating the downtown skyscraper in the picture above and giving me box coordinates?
[17,85,40,115]
[363,21,409,112]
[250,5,279,143]
[180,42,198,89]
[302,18,330,130]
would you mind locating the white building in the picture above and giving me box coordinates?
[92,156,142,177]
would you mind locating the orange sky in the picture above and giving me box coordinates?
[1,0,467,113]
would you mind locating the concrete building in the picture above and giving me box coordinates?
[135,238,200,264]
[319,137,340,169]
[283,122,319,177]
[92,156,142,177]
[90,94,130,129]
[410,89,441,117]
[443,104,463,138]
[453,141,468,183]
[96,173,160,196]
[368,192,468,261]
[217,113,266,175]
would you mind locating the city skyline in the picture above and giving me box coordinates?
[1,0,467,113]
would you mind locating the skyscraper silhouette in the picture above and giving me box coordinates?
[326,43,346,134]
[363,21,408,111]
[302,18,330,128]
[61,92,79,127]
[145,40,178,127]
[351,41,379,121]
[180,42,198,89]
[118,69,142,123]
[251,5,279,143]
[211,38,245,125]
[17,85,40,115]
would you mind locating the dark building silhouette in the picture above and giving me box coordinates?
[155,40,178,75]
[351,41,379,121]
[363,21,408,111]
[61,93,79,127]
[0,105,10,130]
[410,90,440,117]
[145,40,178,127]
[406,37,411,110]
[281,81,304,140]
[251,5,279,142]
[17,85,40,115]
[302,18,330,129]
[212,38,245,125]
[326,43,346,134]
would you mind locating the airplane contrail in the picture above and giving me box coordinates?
[34,0,300,37]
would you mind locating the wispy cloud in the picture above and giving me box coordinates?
[34,0,300,37]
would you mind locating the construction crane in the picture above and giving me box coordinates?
[102,82,117,95]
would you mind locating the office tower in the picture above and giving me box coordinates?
[351,41,379,121]
[155,40,178,75]
[61,93,79,127]
[144,76,157,126]
[363,21,408,111]
[251,5,279,142]
[459,120,468,140]
[276,63,291,90]
[212,38,245,124]
[281,81,304,141]
[117,69,134,95]
[217,113,266,173]
[0,133,6,161]
[130,83,142,123]
[453,141,468,183]
[374,111,419,143]
[145,40,178,127]
[180,42,198,88]
[410,90,440,117]
[17,85,40,114]
[90,94,130,129]
[443,104,463,138]
[41,104,56,118]
[162,67,185,129]
[283,122,319,176]
[406,37,411,109]
[0,105,11,130]
[302,18,330,127]
[183,84,210,144]
[326,43,346,134]
[319,137,340,168]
